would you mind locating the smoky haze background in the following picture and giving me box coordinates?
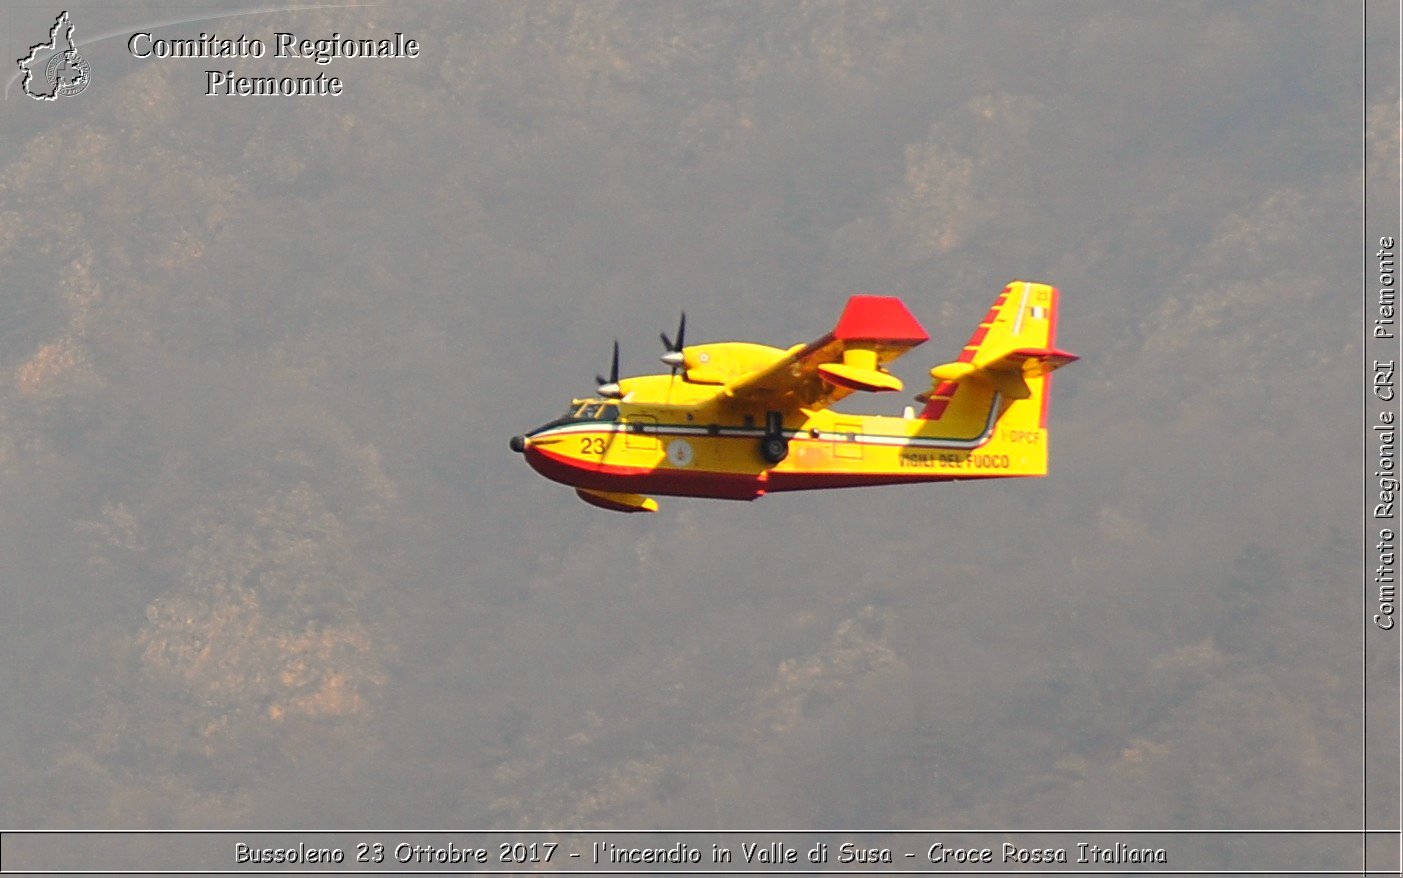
[0,0,1380,861]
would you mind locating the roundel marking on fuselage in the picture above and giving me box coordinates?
[667,438,694,467]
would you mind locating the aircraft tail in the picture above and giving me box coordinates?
[916,281,1076,431]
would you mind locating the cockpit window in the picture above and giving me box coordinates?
[531,401,622,436]
[568,402,620,421]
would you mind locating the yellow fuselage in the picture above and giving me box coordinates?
[519,383,1049,502]
[513,282,1071,507]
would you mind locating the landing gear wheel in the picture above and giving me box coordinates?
[760,435,789,464]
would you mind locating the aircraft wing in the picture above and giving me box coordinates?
[721,295,929,412]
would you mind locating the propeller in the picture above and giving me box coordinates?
[596,340,622,398]
[659,312,686,375]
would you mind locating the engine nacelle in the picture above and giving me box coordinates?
[682,342,791,385]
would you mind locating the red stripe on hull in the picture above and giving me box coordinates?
[525,445,1029,501]
[526,445,763,499]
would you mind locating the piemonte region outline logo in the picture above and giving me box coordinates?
[18,11,90,100]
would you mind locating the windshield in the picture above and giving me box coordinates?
[528,401,621,436]
[568,402,620,421]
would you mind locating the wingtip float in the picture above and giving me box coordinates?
[510,281,1077,511]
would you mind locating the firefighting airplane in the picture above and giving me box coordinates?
[509,281,1077,512]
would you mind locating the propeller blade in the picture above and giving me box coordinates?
[597,340,623,398]
[595,340,625,398]
[660,312,687,375]
[660,312,688,353]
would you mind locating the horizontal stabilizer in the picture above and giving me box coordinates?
[978,346,1079,378]
[921,346,1078,402]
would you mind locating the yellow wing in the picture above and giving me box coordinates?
[718,295,928,412]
